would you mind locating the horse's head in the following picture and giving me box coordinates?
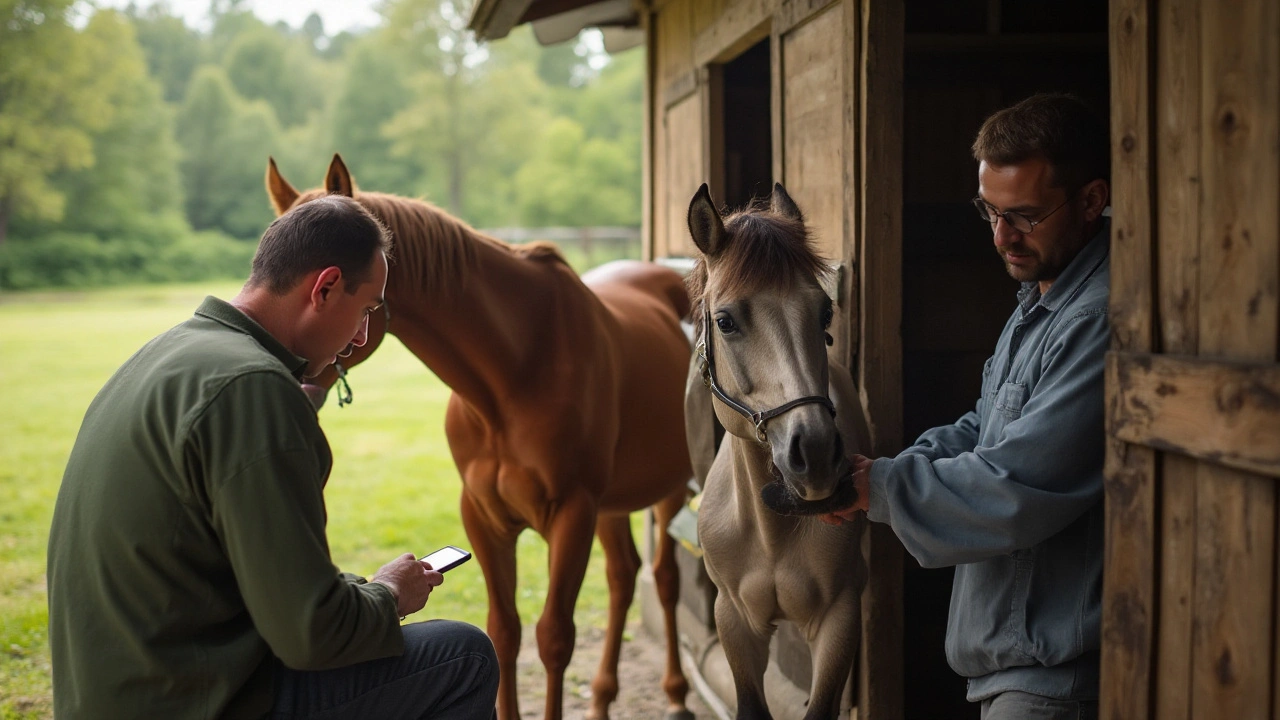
[687,183,853,514]
[266,153,391,409]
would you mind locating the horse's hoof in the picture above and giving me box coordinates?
[664,709,696,720]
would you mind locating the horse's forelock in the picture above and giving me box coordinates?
[694,210,830,305]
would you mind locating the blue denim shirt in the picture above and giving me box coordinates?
[868,221,1110,702]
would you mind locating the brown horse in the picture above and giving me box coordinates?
[266,154,696,720]
[686,183,868,719]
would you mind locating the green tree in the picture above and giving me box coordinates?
[45,11,186,240]
[328,38,420,195]
[0,0,116,244]
[379,0,552,225]
[127,2,204,104]
[175,66,280,238]
[224,25,326,127]
[514,116,638,227]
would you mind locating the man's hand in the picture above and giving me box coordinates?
[818,454,873,526]
[371,553,444,619]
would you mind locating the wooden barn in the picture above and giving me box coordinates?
[470,1,1280,718]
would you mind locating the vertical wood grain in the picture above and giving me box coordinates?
[1102,0,1158,718]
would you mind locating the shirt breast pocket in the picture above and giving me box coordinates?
[994,381,1028,419]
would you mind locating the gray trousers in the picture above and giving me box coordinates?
[981,691,1097,720]
[271,620,498,720]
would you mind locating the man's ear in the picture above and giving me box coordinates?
[1081,178,1109,223]
[309,266,343,308]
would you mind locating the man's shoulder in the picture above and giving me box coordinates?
[161,314,295,379]
[1062,249,1110,319]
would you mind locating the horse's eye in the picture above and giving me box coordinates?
[715,315,738,334]
[821,305,834,328]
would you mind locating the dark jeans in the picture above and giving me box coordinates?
[981,691,1097,720]
[271,620,498,720]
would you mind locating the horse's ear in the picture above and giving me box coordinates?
[265,157,300,216]
[325,153,356,197]
[771,182,803,222]
[687,183,726,257]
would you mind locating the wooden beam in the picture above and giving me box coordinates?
[776,0,839,35]
[1108,352,1280,477]
[693,0,773,67]
[1101,0,1157,719]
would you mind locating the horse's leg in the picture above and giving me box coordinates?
[651,489,693,720]
[801,599,860,720]
[585,513,641,720]
[538,492,597,720]
[714,593,773,720]
[460,490,522,720]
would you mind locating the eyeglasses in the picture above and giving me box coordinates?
[971,195,1072,234]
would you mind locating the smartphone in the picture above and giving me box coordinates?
[419,545,472,573]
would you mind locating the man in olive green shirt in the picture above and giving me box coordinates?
[47,196,498,719]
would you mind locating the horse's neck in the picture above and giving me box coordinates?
[726,437,802,536]
[387,235,574,422]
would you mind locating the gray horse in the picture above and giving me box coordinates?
[685,183,869,719]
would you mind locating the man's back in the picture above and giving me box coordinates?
[47,299,343,719]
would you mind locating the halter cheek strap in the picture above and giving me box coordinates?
[697,311,836,442]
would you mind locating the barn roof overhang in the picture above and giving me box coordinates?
[468,0,643,52]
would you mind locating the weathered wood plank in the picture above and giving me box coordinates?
[656,0,695,87]
[1192,0,1280,715]
[663,94,704,258]
[776,0,839,36]
[782,3,845,260]
[1108,352,1280,476]
[641,6,656,261]
[1153,0,1201,711]
[692,0,773,67]
[855,1,902,719]
[1101,0,1157,718]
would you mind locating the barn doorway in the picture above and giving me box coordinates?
[717,37,772,209]
[900,1,1109,717]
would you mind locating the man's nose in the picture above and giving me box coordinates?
[352,314,370,347]
[992,215,1021,247]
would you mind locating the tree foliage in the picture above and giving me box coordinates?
[0,0,646,289]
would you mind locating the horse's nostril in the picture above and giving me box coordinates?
[788,433,807,473]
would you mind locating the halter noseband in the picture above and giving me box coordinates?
[696,310,836,443]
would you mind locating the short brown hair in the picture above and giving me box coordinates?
[972,93,1109,193]
[248,195,393,295]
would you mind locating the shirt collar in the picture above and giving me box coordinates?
[194,296,310,380]
[1016,217,1111,315]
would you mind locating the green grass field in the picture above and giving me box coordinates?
[0,282,637,719]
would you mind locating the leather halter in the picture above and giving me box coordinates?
[696,310,836,443]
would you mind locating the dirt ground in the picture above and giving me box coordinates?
[514,618,716,720]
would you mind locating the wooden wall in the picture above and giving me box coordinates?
[1104,0,1280,718]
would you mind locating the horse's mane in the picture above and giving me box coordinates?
[296,189,567,295]
[686,202,831,326]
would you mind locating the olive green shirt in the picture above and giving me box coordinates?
[48,297,403,719]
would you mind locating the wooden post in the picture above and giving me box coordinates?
[1191,1,1279,718]
[1102,0,1158,718]
[856,1,904,719]
[1154,0,1201,713]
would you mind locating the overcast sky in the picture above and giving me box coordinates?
[87,0,384,34]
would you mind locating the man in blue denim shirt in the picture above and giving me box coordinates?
[825,94,1110,719]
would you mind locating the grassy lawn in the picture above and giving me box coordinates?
[0,282,637,719]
